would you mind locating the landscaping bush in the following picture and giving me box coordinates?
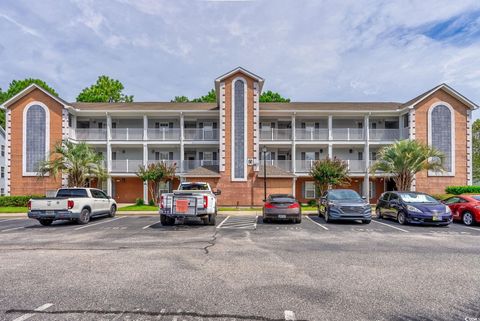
[445,186,480,195]
[307,199,317,207]
[0,195,44,207]
[148,199,155,206]
[432,194,454,201]
[135,198,144,206]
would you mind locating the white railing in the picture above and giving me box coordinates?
[295,160,317,172]
[183,160,220,171]
[332,128,364,140]
[111,128,144,141]
[183,129,219,141]
[259,129,292,141]
[346,160,366,172]
[147,128,181,140]
[111,160,143,173]
[369,129,400,141]
[74,128,107,140]
[259,160,292,172]
[295,128,329,141]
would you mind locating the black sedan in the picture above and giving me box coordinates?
[263,194,302,224]
[318,189,371,224]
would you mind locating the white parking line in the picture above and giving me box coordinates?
[216,216,230,229]
[459,225,480,232]
[74,217,123,230]
[284,310,296,320]
[13,303,53,321]
[1,226,27,233]
[142,221,159,230]
[371,220,409,233]
[0,219,23,224]
[306,216,329,230]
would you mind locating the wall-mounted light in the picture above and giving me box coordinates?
[320,149,323,153]
[349,149,353,154]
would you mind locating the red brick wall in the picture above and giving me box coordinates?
[8,88,63,196]
[113,177,143,203]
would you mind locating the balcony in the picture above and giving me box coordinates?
[259,129,292,141]
[295,159,366,173]
[72,128,107,141]
[183,160,219,172]
[369,129,400,141]
[111,128,144,141]
[295,128,328,141]
[184,129,219,141]
[259,160,292,172]
[147,128,181,141]
[332,128,364,141]
[111,160,143,173]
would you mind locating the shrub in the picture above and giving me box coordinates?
[0,195,44,207]
[307,199,317,207]
[135,198,144,206]
[432,194,454,201]
[445,186,480,195]
[148,199,155,206]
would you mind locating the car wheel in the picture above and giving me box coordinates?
[324,210,330,223]
[160,214,175,226]
[108,205,116,217]
[362,219,371,224]
[77,208,91,225]
[376,208,382,219]
[263,217,270,224]
[39,219,53,226]
[397,211,407,225]
[296,217,302,224]
[206,214,216,226]
[462,211,474,226]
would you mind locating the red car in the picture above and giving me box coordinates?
[443,195,480,226]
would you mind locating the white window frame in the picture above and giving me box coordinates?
[22,101,50,176]
[231,77,248,181]
[304,181,316,199]
[428,101,455,176]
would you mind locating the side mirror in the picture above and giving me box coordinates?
[362,196,367,200]
[214,189,222,196]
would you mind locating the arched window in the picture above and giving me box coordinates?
[23,103,49,175]
[232,78,246,180]
[429,103,454,175]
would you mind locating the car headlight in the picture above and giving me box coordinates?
[445,206,451,214]
[407,205,422,213]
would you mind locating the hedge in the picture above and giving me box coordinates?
[445,186,480,195]
[0,195,44,207]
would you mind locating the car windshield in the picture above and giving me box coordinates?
[470,196,480,201]
[398,193,438,203]
[180,183,209,191]
[56,189,88,198]
[270,196,295,203]
[329,190,362,200]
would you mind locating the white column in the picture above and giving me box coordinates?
[292,177,297,197]
[180,113,184,173]
[107,177,112,198]
[106,114,112,140]
[364,114,370,142]
[328,143,333,159]
[143,114,148,140]
[291,113,296,173]
[328,115,333,140]
[363,142,370,200]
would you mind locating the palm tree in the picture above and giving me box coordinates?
[370,140,444,191]
[38,140,108,187]
[309,157,351,197]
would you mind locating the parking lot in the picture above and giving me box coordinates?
[1,213,479,321]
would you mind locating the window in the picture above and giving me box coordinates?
[1,145,5,157]
[56,189,88,198]
[443,197,460,205]
[429,103,454,174]
[0,188,4,196]
[232,79,246,180]
[23,103,49,175]
[304,181,316,199]
[403,113,409,128]
[1,167,4,178]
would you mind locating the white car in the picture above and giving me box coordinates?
[160,182,220,226]
[28,188,117,226]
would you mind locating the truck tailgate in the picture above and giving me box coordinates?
[172,195,198,215]
[30,198,68,211]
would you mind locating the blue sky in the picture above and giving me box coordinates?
[1,0,480,117]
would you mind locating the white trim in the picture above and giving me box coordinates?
[427,101,455,177]
[1,83,67,108]
[5,109,11,195]
[253,81,260,172]
[231,77,248,181]
[22,101,50,176]
[405,83,478,110]
[219,82,226,172]
[467,109,473,185]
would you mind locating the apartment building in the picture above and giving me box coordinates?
[1,67,477,205]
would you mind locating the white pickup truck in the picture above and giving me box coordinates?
[160,182,221,226]
[28,188,117,226]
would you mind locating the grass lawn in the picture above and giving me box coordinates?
[0,207,28,213]
[118,205,158,212]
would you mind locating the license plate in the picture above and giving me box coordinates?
[432,215,441,221]
[175,200,189,213]
[46,211,55,216]
[278,215,286,219]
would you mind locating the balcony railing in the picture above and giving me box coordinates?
[147,128,181,141]
[183,160,219,171]
[184,129,219,141]
[332,128,365,140]
[111,128,144,141]
[295,160,317,172]
[111,160,143,173]
[295,159,366,173]
[259,129,292,141]
[259,160,292,172]
[295,128,329,141]
[346,160,366,172]
[369,129,400,141]
[73,128,107,141]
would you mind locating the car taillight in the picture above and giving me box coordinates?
[288,203,300,209]
[264,202,275,209]
[67,200,74,209]
[203,195,208,209]
[160,195,164,209]
[27,200,31,210]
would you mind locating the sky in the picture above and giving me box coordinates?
[0,0,480,117]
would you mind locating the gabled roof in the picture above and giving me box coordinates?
[401,83,478,110]
[258,165,296,178]
[214,67,265,104]
[1,83,68,109]
[70,102,218,111]
[180,166,221,178]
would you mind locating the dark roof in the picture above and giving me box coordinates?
[181,166,221,178]
[258,165,296,178]
[70,102,218,111]
[259,102,402,111]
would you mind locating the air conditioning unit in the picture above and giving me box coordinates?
[247,158,254,166]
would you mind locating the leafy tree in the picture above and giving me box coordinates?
[370,140,444,191]
[309,157,351,197]
[473,119,480,183]
[38,140,108,187]
[170,95,190,103]
[136,161,177,204]
[0,79,58,128]
[76,75,133,103]
[260,90,290,102]
[191,89,216,103]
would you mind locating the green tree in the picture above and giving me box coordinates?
[260,90,290,102]
[473,119,480,183]
[170,95,190,103]
[309,157,351,198]
[136,161,177,204]
[76,75,133,103]
[38,140,108,187]
[370,140,444,191]
[191,89,216,103]
[0,78,58,128]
